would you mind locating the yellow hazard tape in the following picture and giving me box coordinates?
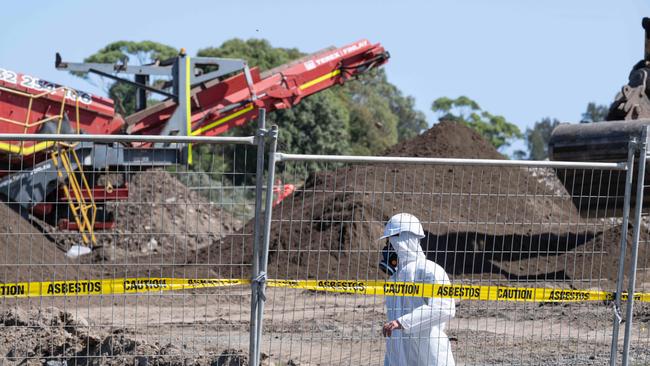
[1,278,649,302]
[0,278,245,298]
[267,280,650,303]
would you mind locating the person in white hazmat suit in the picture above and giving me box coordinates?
[380,213,456,366]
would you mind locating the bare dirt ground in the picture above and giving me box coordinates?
[2,286,650,365]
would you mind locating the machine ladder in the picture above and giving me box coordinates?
[50,148,96,245]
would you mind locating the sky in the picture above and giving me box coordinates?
[1,0,649,154]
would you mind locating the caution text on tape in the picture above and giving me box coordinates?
[0,278,245,298]
[1,278,649,303]
[268,280,650,303]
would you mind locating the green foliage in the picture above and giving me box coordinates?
[431,96,522,150]
[83,41,178,65]
[580,102,609,123]
[339,69,427,153]
[197,38,302,71]
[524,117,561,160]
[432,96,480,114]
[79,41,178,116]
[273,91,351,177]
[108,82,137,116]
[196,38,426,178]
[197,39,351,179]
[394,94,430,141]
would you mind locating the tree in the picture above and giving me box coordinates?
[338,69,427,151]
[79,41,178,116]
[394,94,428,141]
[197,38,303,72]
[524,117,561,160]
[197,39,351,179]
[198,38,427,175]
[580,102,609,123]
[431,96,522,150]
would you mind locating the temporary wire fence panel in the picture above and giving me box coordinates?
[0,132,645,366]
[0,136,258,365]
[629,217,650,365]
[626,148,650,366]
[261,156,631,366]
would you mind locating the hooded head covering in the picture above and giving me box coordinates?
[389,232,426,270]
[379,213,425,240]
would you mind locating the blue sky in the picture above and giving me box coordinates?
[1,0,648,154]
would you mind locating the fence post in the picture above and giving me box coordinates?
[610,139,636,365]
[249,110,267,365]
[251,124,278,366]
[622,126,648,366]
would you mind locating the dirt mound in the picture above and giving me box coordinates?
[0,307,249,365]
[383,120,504,159]
[196,121,621,282]
[50,170,242,262]
[0,203,91,281]
[100,170,241,253]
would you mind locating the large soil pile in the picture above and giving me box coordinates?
[197,121,635,284]
[0,203,92,281]
[49,170,242,262]
[98,170,242,254]
[383,120,504,159]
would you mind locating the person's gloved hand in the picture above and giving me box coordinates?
[382,320,403,337]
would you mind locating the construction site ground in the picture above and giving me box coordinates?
[2,290,650,365]
[2,122,650,365]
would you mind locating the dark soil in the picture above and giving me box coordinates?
[1,169,243,281]
[0,203,91,282]
[0,307,249,366]
[383,120,504,159]
[43,170,242,262]
[195,121,634,285]
[430,224,650,284]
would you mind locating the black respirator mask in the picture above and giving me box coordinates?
[379,240,398,276]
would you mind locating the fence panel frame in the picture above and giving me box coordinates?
[257,150,634,366]
[609,139,636,366]
[622,126,649,366]
[2,125,647,365]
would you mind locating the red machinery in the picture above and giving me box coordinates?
[127,39,388,139]
[0,40,389,244]
[0,69,121,159]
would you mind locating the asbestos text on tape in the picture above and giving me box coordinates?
[1,278,648,303]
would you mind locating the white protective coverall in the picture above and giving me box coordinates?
[385,231,456,366]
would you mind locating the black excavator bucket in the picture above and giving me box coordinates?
[547,18,650,218]
[548,120,650,218]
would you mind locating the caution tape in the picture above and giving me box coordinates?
[0,278,245,298]
[1,277,649,303]
[267,280,650,303]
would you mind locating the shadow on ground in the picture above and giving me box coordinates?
[421,231,597,281]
